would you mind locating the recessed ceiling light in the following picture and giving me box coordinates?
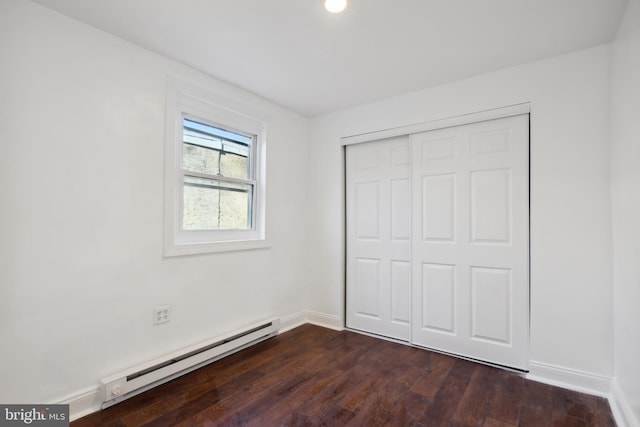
[325,0,347,13]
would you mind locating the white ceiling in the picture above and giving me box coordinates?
[32,0,628,117]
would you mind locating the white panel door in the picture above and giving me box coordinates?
[411,114,529,369]
[346,136,411,341]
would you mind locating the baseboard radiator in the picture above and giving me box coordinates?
[99,317,280,408]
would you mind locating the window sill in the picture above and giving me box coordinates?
[163,238,270,257]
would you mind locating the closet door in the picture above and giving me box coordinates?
[411,114,529,369]
[346,136,411,341]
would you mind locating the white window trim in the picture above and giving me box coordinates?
[164,77,268,256]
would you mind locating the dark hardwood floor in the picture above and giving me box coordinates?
[72,324,615,426]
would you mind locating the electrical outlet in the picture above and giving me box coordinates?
[153,305,171,325]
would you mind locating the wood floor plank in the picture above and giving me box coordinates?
[452,364,496,426]
[482,417,516,427]
[557,390,617,427]
[487,368,525,425]
[291,369,357,421]
[552,412,587,427]
[519,405,553,427]
[409,351,457,400]
[71,325,617,427]
[522,379,553,409]
[385,391,432,426]
[553,385,594,420]
[418,358,477,425]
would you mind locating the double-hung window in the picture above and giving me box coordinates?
[164,79,267,256]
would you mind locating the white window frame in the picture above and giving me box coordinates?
[164,78,268,256]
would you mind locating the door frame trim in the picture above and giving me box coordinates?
[341,103,530,147]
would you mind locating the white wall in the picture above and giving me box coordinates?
[0,0,309,407]
[308,46,614,385]
[611,0,640,424]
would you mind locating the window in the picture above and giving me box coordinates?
[182,118,254,231]
[164,79,267,256]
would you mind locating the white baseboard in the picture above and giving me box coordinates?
[57,386,101,422]
[280,310,344,332]
[305,310,344,331]
[526,360,612,397]
[610,378,640,427]
[279,311,308,333]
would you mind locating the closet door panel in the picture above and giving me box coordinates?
[411,114,529,370]
[346,136,411,341]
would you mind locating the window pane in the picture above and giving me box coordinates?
[183,118,250,179]
[220,151,249,179]
[183,176,252,230]
[183,143,220,176]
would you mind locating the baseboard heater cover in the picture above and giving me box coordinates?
[99,317,280,408]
